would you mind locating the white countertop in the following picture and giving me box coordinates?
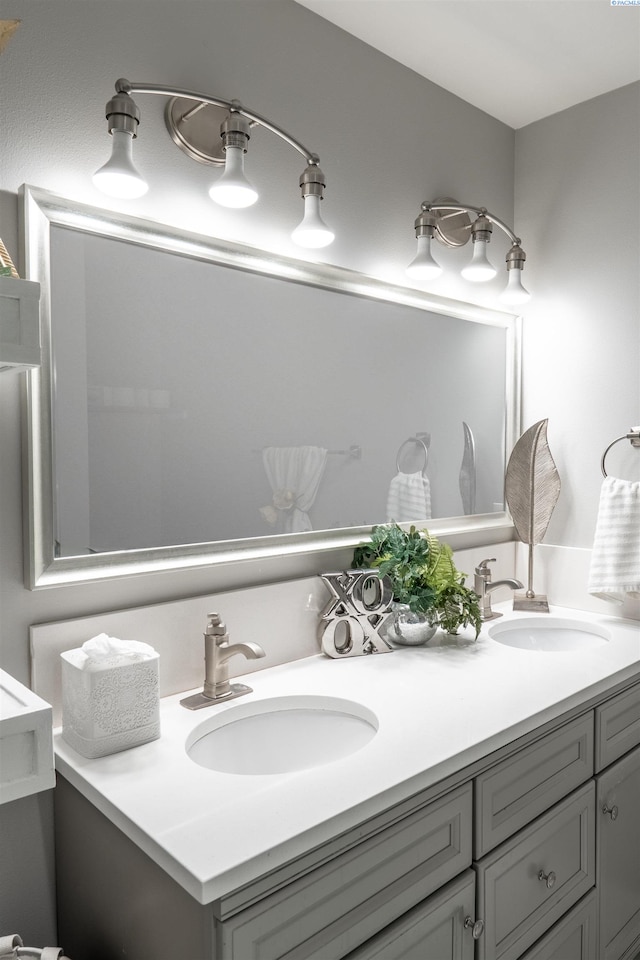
[54,603,640,905]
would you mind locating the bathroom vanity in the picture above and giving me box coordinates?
[51,605,640,960]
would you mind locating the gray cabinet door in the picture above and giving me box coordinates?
[474,713,594,858]
[595,682,640,771]
[475,781,595,960]
[518,890,598,960]
[597,744,640,960]
[343,871,476,960]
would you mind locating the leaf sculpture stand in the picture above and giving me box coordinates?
[505,419,561,612]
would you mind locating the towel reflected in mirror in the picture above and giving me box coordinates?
[387,471,431,523]
[261,446,328,533]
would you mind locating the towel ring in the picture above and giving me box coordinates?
[396,433,430,476]
[601,428,640,478]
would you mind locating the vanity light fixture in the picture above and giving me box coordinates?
[93,79,335,248]
[407,199,530,304]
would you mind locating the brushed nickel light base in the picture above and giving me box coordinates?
[431,197,472,247]
[165,97,235,166]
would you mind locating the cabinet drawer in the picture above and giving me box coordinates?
[595,681,640,771]
[343,870,476,960]
[518,890,597,960]
[218,782,472,960]
[474,713,593,857]
[475,780,595,960]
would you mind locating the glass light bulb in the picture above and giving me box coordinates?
[291,194,335,248]
[461,239,497,282]
[209,146,258,208]
[406,236,443,282]
[499,267,531,305]
[92,130,148,199]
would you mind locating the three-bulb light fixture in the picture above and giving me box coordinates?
[407,199,530,305]
[92,78,335,249]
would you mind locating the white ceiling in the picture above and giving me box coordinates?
[294,0,640,128]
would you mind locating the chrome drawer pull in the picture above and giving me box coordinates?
[538,869,557,889]
[464,916,485,939]
[602,802,619,820]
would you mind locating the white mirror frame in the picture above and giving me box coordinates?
[20,185,521,589]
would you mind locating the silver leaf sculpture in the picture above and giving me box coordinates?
[459,421,476,515]
[504,418,561,612]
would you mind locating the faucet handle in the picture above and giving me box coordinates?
[206,612,227,636]
[475,558,496,577]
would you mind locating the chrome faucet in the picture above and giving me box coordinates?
[474,559,524,621]
[181,612,266,710]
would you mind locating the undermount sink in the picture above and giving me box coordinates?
[186,695,378,775]
[488,617,611,652]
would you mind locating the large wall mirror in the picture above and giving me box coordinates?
[21,186,521,588]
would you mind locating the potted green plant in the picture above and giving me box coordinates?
[352,523,482,644]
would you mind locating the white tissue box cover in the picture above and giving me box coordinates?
[61,649,160,758]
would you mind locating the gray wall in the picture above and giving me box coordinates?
[515,82,640,548]
[0,0,637,946]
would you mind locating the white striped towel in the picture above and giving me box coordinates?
[588,477,640,603]
[386,471,431,523]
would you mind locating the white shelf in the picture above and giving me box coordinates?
[0,276,41,371]
[0,669,54,803]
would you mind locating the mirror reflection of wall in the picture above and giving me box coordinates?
[50,226,507,557]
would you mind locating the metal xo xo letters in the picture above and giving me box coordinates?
[318,570,394,657]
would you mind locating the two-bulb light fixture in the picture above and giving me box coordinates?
[92,79,335,249]
[407,199,530,304]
